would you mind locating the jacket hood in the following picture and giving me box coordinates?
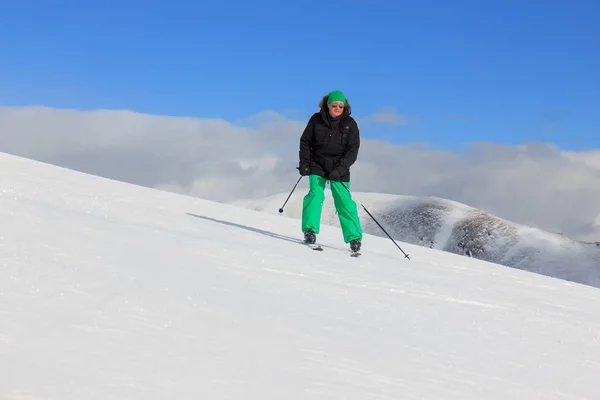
[318,93,352,116]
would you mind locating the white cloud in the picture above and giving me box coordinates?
[362,106,409,125]
[1,105,599,243]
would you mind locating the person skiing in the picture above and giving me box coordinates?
[298,90,363,252]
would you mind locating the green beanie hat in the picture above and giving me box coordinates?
[327,90,346,105]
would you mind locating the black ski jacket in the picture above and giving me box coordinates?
[298,98,360,182]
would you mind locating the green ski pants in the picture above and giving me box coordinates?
[301,174,363,243]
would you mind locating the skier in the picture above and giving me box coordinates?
[298,90,363,253]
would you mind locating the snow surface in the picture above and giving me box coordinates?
[236,190,600,289]
[2,151,600,399]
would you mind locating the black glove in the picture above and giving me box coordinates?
[298,163,310,176]
[328,169,341,181]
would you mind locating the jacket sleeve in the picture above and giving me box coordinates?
[334,119,360,175]
[299,114,315,168]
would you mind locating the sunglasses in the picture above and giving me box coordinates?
[330,103,345,109]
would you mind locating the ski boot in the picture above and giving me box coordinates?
[304,229,316,245]
[350,239,361,253]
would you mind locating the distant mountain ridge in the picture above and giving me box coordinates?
[235,191,600,288]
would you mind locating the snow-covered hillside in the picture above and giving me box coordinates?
[236,190,600,289]
[2,151,600,399]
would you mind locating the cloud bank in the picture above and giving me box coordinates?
[1,105,599,243]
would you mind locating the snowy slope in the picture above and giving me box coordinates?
[2,151,600,400]
[236,191,600,288]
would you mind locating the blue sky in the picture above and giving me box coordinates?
[1,0,599,151]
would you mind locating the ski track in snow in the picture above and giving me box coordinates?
[1,152,600,399]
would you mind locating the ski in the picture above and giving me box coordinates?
[303,240,361,255]
[304,242,323,251]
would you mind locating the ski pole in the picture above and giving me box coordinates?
[278,175,303,213]
[339,181,410,259]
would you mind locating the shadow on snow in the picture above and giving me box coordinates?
[186,212,305,246]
